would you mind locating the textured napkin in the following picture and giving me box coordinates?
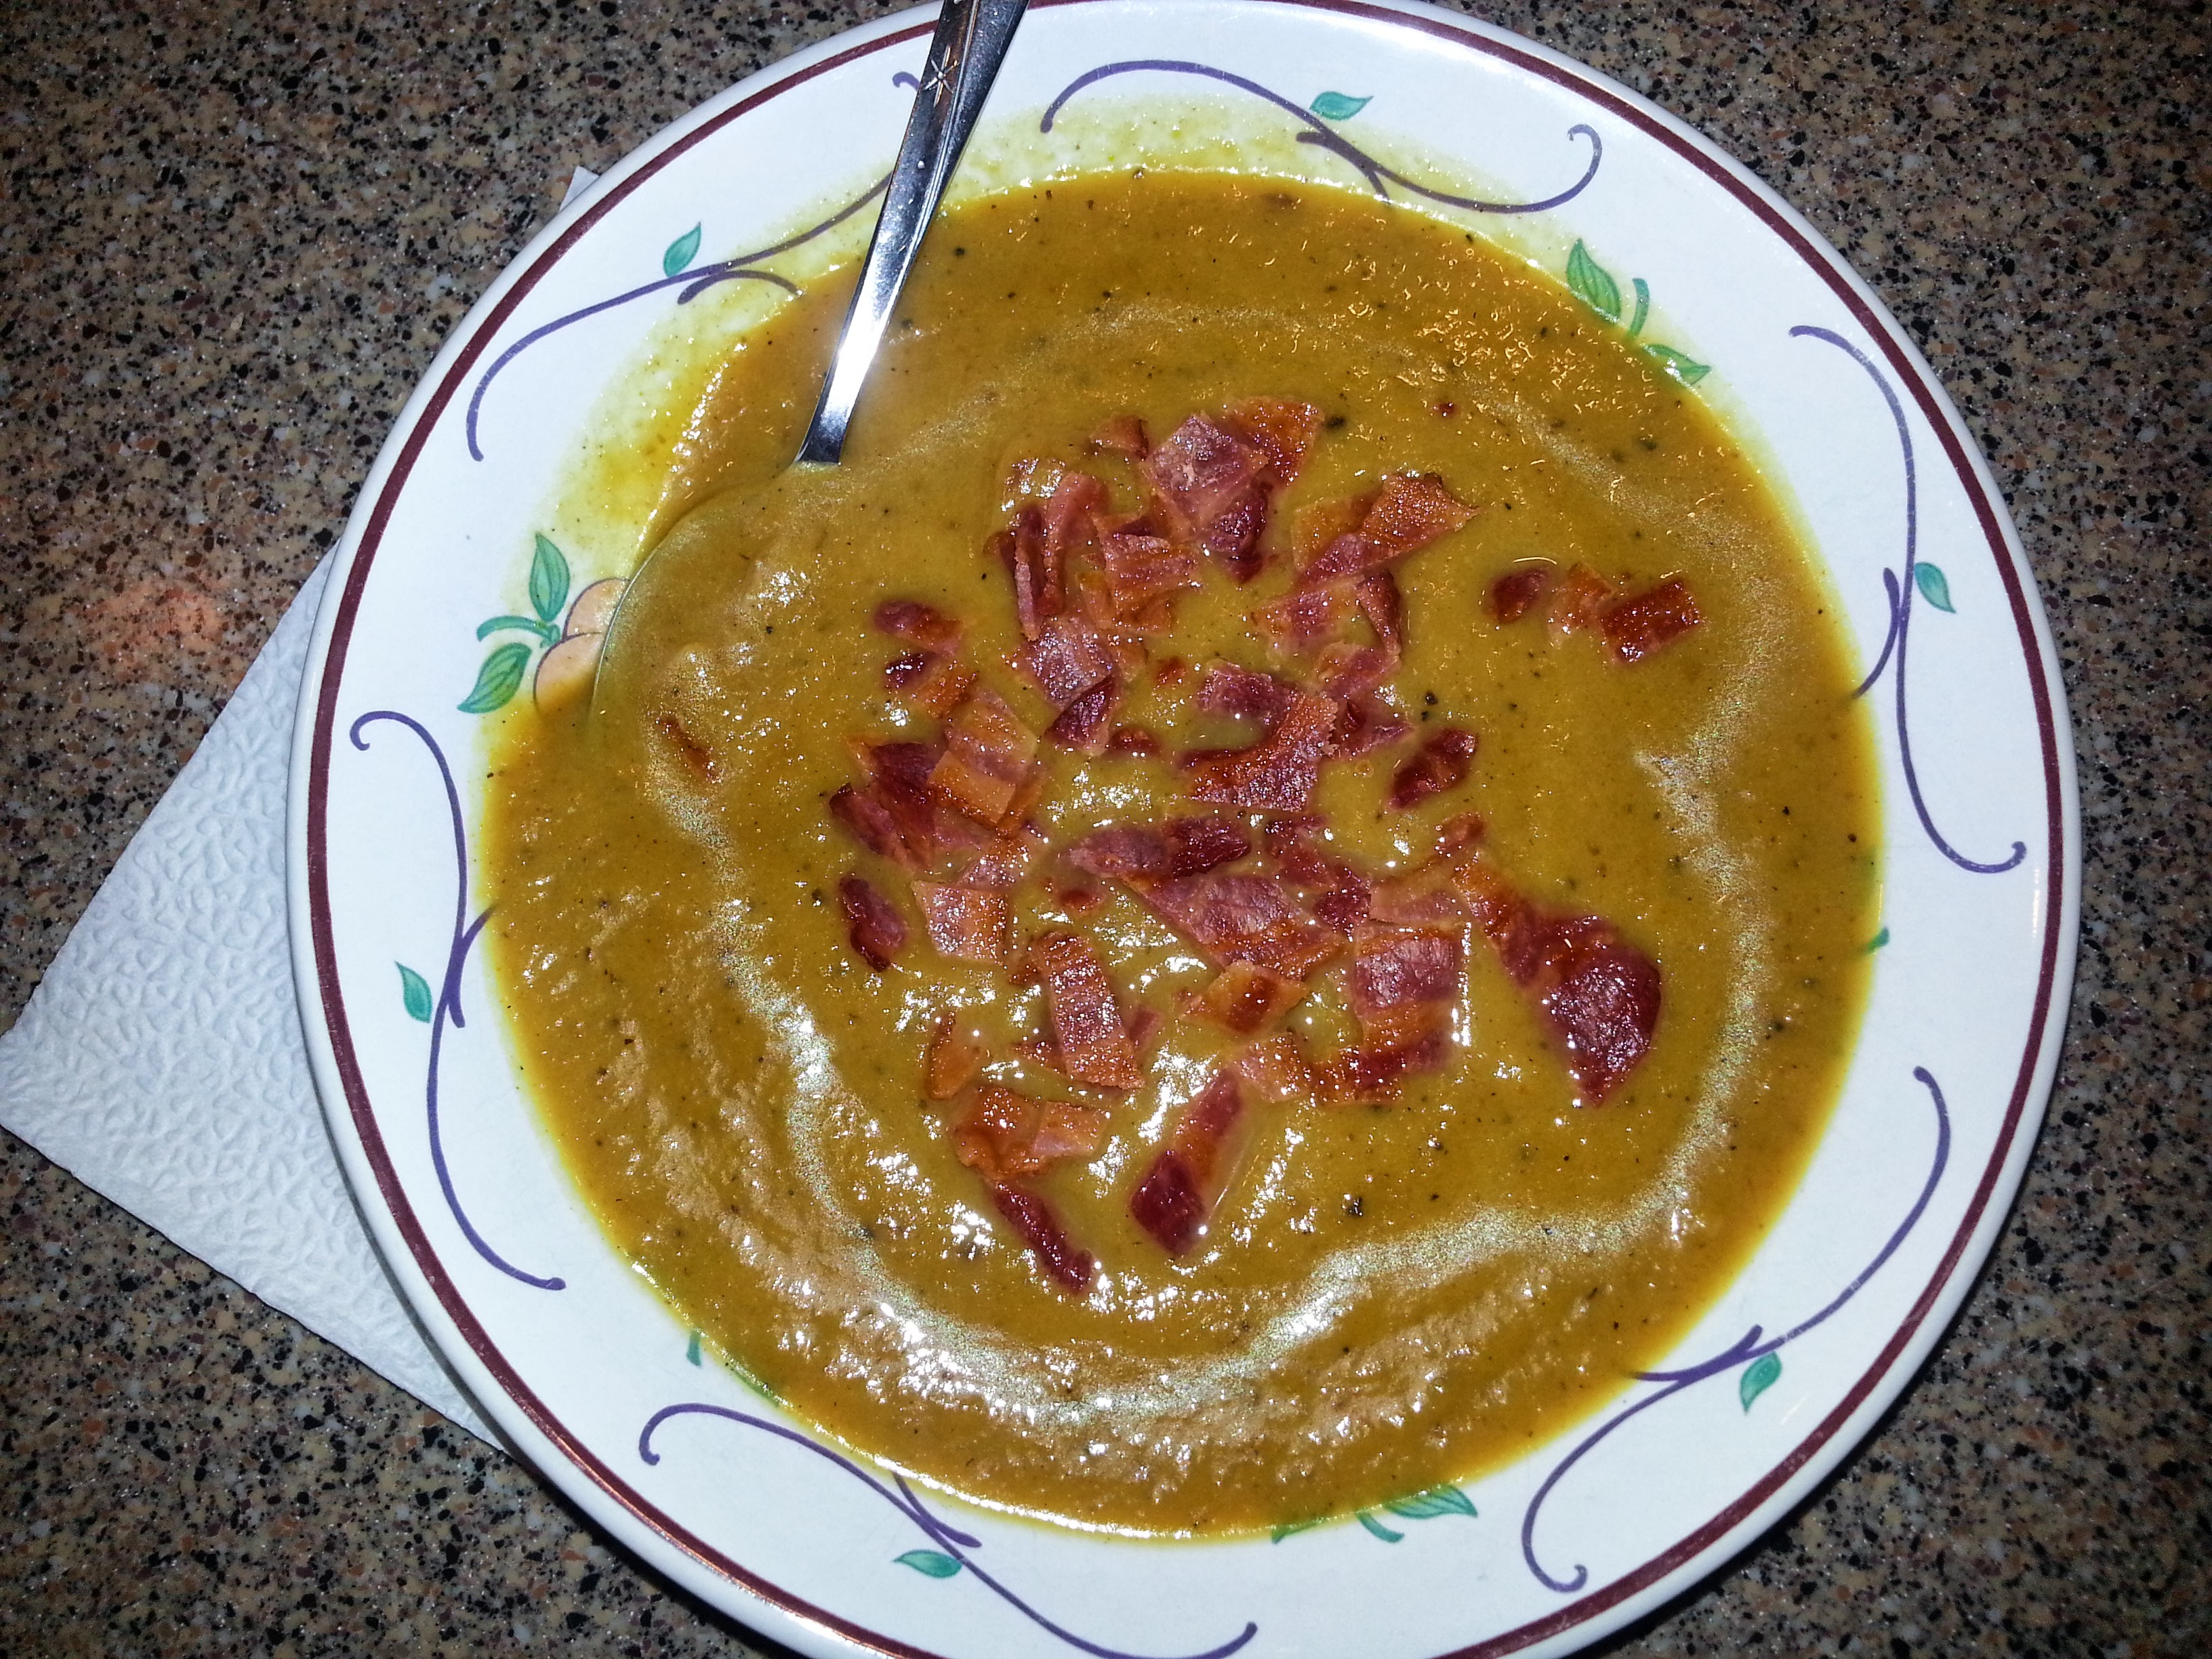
[0,557,495,1443]
[0,166,619,1446]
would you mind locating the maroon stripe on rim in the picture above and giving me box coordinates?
[304,3,2071,1656]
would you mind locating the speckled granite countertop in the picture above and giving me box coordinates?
[1,0,2203,1654]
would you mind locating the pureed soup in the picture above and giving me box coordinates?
[483,173,1879,1535]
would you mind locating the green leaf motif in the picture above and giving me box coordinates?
[1863,925,1891,954]
[1309,91,1371,121]
[459,640,532,714]
[529,533,571,625]
[476,613,558,643]
[684,1329,703,1366]
[397,963,434,1023]
[1914,562,1956,613]
[1565,241,1622,323]
[1355,1511,1405,1543]
[895,1549,963,1579]
[1626,276,1652,340]
[1381,1483,1477,1522]
[1740,1351,1783,1412]
[1269,1518,1322,1543]
[663,222,703,279]
[1645,344,1713,386]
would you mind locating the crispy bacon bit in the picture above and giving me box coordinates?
[1097,528,1202,618]
[1350,924,1464,1019]
[1222,397,1323,485]
[872,599,964,654]
[831,741,987,869]
[1129,1071,1250,1254]
[1134,871,1343,979]
[1065,816,1252,882]
[1601,579,1704,663]
[1090,412,1150,457]
[1234,1034,1317,1104]
[1300,474,1478,588]
[1126,1003,1164,1054]
[1436,813,1488,857]
[1489,563,1556,623]
[929,689,1040,826]
[925,1014,987,1099]
[1031,928,1143,1090]
[1311,1019,1452,1104]
[1265,818,1370,928]
[1196,661,1301,728]
[1141,413,1274,581]
[1549,565,1616,634]
[989,1183,1096,1294]
[953,1085,1110,1183]
[829,785,905,865]
[1356,570,1406,655]
[912,880,1010,964]
[1182,690,1342,812]
[1315,640,1398,704]
[1454,863,1661,1101]
[1191,960,1309,1035]
[1334,697,1410,758]
[1107,725,1162,757]
[1388,726,1479,809]
[1042,471,1107,562]
[1366,874,1469,927]
[883,650,933,691]
[838,874,905,970]
[1045,676,1120,755]
[1255,583,1355,653]
[1057,882,1107,917]
[1015,613,1119,710]
[992,506,1062,640]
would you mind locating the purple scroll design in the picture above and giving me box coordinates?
[640,1404,1259,1659]
[1521,1066,1952,1593]
[1795,325,2027,875]
[348,711,565,1290]
[1040,61,1601,215]
[464,174,892,462]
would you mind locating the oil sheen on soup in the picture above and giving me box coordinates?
[484,173,1879,1536]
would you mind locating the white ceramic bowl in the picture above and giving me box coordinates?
[287,3,2078,1655]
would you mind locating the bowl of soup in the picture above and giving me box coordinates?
[288,2,2076,1655]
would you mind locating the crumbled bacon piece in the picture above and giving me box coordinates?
[1221,397,1323,485]
[1191,960,1309,1035]
[883,650,933,691]
[912,880,1010,964]
[1299,474,1477,588]
[1065,816,1252,882]
[1141,413,1275,581]
[1549,565,1616,634]
[928,689,1040,826]
[953,1085,1110,1184]
[1015,613,1119,710]
[1132,871,1343,979]
[1254,583,1355,654]
[1601,579,1703,663]
[1129,1070,1250,1255]
[1181,690,1342,812]
[1366,874,1469,926]
[1126,1003,1164,1056]
[1045,676,1120,755]
[991,506,1062,640]
[1311,1019,1452,1105]
[1030,928,1143,1090]
[1098,527,1202,617]
[872,599,964,654]
[1089,412,1149,457]
[838,874,905,970]
[1233,1034,1317,1104]
[1195,661,1301,728]
[1454,862,1661,1101]
[1042,471,1106,564]
[925,1014,987,1099]
[1489,563,1555,623]
[1350,923,1465,1020]
[653,710,718,781]
[1107,725,1161,757]
[989,1184,1095,1294]
[831,741,987,869]
[1388,726,1479,809]
[1334,697,1410,758]
[1356,570,1405,655]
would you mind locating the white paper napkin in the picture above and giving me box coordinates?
[0,557,495,1441]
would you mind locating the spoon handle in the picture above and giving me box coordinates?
[797,0,1029,465]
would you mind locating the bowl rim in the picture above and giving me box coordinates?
[287,2,2081,1655]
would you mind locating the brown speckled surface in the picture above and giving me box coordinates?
[1,1,2205,1654]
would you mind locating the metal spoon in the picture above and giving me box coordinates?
[802,0,1030,464]
[562,0,1027,712]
